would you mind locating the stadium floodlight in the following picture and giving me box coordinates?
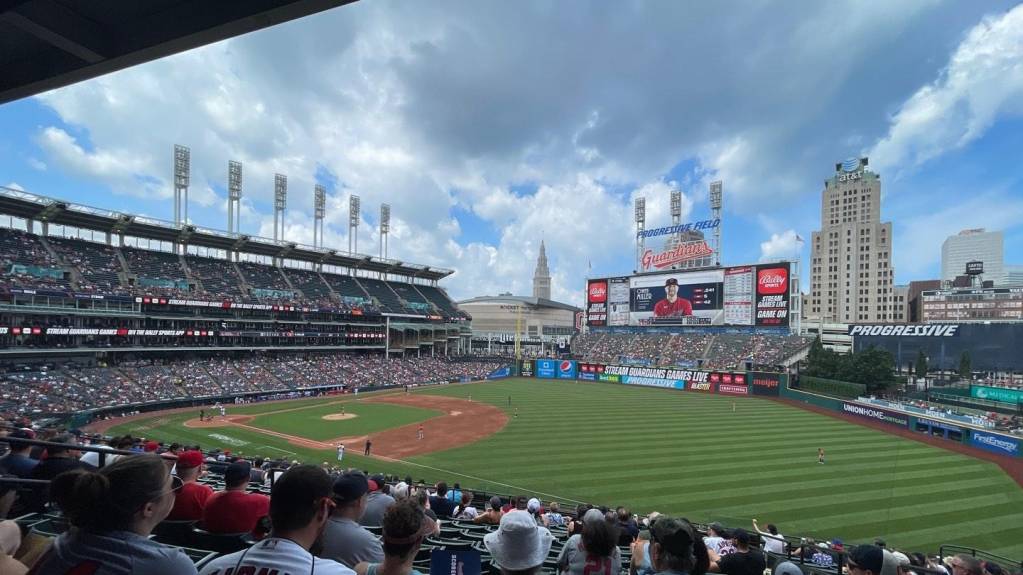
[348,194,360,255]
[380,203,390,258]
[173,145,190,226]
[228,161,242,234]
[635,197,646,273]
[634,197,646,224]
[274,174,287,242]
[314,184,326,248]
[670,189,682,219]
[710,181,722,266]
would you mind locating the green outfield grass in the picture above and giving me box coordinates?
[109,378,1023,559]
[249,401,441,441]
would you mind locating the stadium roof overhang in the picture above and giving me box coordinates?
[0,0,357,105]
[0,186,454,281]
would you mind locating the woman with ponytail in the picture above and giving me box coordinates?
[30,454,198,574]
[557,508,622,575]
[648,517,710,575]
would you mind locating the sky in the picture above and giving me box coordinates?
[1,1,1022,305]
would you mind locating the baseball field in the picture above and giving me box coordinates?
[101,378,1023,559]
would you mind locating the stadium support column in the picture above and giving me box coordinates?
[634,197,646,272]
[174,144,190,228]
[384,316,390,361]
[313,184,325,249]
[274,174,287,241]
[710,181,722,267]
[348,195,360,256]
[670,189,682,254]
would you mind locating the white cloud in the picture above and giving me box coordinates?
[869,4,1023,176]
[4,182,25,191]
[760,229,803,262]
[27,157,47,171]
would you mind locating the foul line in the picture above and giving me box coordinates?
[263,445,297,456]
[374,456,587,506]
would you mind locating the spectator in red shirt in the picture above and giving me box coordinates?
[202,460,270,535]
[653,278,693,318]
[167,450,213,521]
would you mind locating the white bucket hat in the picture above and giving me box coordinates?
[484,511,554,571]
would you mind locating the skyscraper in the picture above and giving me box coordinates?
[532,239,551,300]
[941,228,1003,284]
[808,157,895,323]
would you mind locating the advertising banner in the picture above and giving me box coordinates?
[520,360,534,378]
[640,240,715,271]
[717,383,750,395]
[969,430,1020,457]
[486,366,511,380]
[723,266,754,325]
[535,359,557,379]
[755,263,790,327]
[586,279,608,327]
[577,362,605,381]
[847,324,960,337]
[608,277,631,326]
[630,270,724,326]
[841,402,909,428]
[688,380,716,392]
[603,365,713,390]
[970,385,1023,404]
[749,372,782,396]
[557,360,578,379]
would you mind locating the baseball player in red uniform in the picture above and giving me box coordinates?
[653,278,693,317]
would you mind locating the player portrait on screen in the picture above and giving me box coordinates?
[653,278,693,317]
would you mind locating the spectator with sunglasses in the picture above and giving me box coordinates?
[30,454,197,575]
[200,465,353,575]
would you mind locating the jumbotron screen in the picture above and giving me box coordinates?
[586,262,790,328]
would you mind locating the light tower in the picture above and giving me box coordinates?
[634,197,646,272]
[348,194,360,255]
[710,180,723,266]
[273,174,287,242]
[380,203,390,258]
[670,188,683,250]
[227,161,242,234]
[173,145,190,226]
[313,184,325,248]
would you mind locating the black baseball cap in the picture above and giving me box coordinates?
[224,461,252,486]
[848,545,884,573]
[333,471,369,503]
[665,278,679,287]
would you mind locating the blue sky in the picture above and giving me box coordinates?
[2,1,1022,303]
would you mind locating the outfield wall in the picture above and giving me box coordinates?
[525,358,1022,460]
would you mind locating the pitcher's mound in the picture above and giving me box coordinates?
[322,413,358,421]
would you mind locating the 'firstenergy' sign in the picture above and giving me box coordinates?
[848,324,959,337]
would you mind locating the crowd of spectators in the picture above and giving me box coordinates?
[1,425,1015,575]
[0,354,507,418]
[0,229,450,316]
[573,333,812,369]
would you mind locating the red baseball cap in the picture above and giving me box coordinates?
[176,450,204,469]
[143,441,160,452]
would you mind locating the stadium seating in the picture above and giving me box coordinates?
[0,228,70,290]
[0,354,506,418]
[282,267,336,304]
[185,255,245,298]
[47,236,127,294]
[236,261,296,299]
[358,277,407,313]
[416,284,464,318]
[573,333,813,369]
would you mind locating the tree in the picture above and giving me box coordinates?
[958,351,972,380]
[915,349,928,382]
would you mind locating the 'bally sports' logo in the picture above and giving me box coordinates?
[757,267,788,294]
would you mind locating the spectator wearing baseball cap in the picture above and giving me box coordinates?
[166,450,213,521]
[709,528,765,575]
[847,544,899,575]
[557,508,621,575]
[28,433,95,512]
[32,454,197,575]
[360,474,396,528]
[353,498,437,575]
[199,465,353,575]
[648,517,710,575]
[320,472,384,568]
[485,510,554,575]
[201,460,270,536]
